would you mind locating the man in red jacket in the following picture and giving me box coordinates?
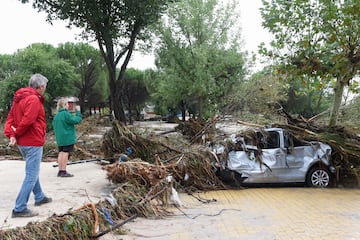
[4,73,52,218]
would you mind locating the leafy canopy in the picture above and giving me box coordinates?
[154,0,247,119]
[260,0,360,126]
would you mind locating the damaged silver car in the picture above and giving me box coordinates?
[215,127,336,188]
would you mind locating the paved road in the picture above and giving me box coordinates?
[102,187,360,240]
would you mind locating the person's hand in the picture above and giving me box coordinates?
[9,137,16,147]
[75,105,81,111]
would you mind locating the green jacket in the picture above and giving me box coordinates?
[52,108,82,147]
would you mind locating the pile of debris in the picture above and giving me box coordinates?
[1,111,360,239]
[0,118,224,240]
[273,109,360,187]
[0,179,172,239]
[101,120,225,191]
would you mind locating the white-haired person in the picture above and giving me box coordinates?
[4,73,52,218]
[52,98,82,177]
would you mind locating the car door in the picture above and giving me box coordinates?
[282,134,309,182]
[228,130,288,183]
[255,130,303,183]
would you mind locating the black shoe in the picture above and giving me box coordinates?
[35,196,52,206]
[12,209,39,218]
[58,172,74,177]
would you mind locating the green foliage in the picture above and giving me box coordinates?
[282,76,333,118]
[56,42,108,113]
[20,0,175,122]
[14,43,77,100]
[260,0,360,126]
[0,72,29,116]
[87,69,109,106]
[0,43,77,129]
[0,54,15,81]
[338,97,360,130]
[23,0,174,44]
[226,68,287,118]
[153,0,247,119]
[142,69,170,116]
[123,68,150,122]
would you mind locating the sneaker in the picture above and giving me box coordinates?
[35,196,52,206]
[12,209,39,218]
[57,172,74,177]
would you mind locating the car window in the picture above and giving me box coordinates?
[257,131,280,149]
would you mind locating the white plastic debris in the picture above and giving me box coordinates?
[166,175,173,182]
[170,187,182,207]
[183,172,189,181]
[105,193,117,207]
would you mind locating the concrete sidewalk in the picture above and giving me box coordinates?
[0,160,113,230]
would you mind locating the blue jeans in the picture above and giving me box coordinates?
[14,146,45,212]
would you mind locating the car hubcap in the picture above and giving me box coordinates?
[311,170,329,187]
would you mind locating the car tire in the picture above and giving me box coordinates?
[306,166,333,188]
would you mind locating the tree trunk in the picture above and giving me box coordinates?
[105,55,126,123]
[112,24,140,123]
[113,86,126,122]
[198,96,204,119]
[98,23,140,123]
[79,89,86,114]
[127,101,133,125]
[329,77,345,127]
[108,68,117,120]
[179,100,186,121]
[314,90,323,114]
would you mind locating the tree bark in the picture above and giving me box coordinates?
[329,77,345,127]
[112,23,140,123]
[198,96,204,119]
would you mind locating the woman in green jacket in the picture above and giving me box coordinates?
[52,98,82,177]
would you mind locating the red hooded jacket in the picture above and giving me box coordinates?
[4,87,46,146]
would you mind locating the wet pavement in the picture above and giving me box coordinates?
[102,187,360,240]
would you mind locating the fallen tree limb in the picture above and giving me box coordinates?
[52,158,113,167]
[92,214,137,238]
[236,120,263,128]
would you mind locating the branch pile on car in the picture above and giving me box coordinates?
[274,108,360,187]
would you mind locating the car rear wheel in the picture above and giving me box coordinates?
[306,167,333,188]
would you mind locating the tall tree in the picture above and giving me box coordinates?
[123,68,150,124]
[20,0,174,122]
[0,43,76,127]
[56,42,106,113]
[260,0,360,126]
[227,68,287,119]
[282,75,333,118]
[16,44,77,103]
[154,0,247,119]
